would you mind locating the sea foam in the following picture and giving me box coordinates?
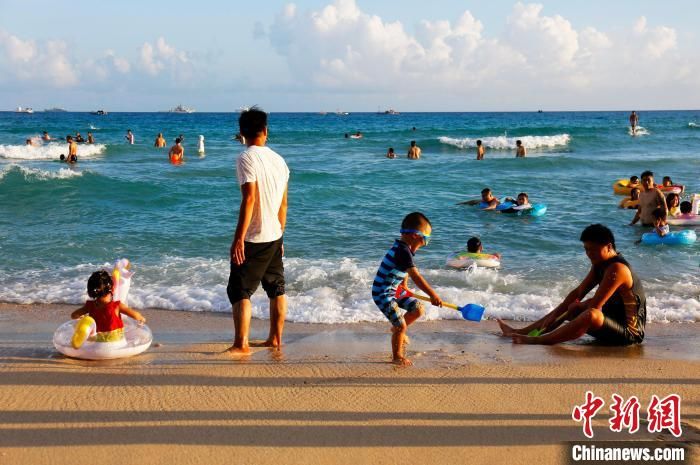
[0,164,84,181]
[0,256,696,324]
[438,134,570,150]
[0,142,106,160]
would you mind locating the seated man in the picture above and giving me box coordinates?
[499,224,646,346]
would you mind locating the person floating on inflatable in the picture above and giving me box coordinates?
[70,270,146,345]
[446,237,501,269]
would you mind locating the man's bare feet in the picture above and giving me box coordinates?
[392,356,413,366]
[250,339,280,348]
[224,345,251,356]
[497,318,518,337]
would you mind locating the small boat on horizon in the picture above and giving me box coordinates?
[168,104,195,114]
[235,106,250,113]
[382,108,400,115]
[15,106,34,114]
[90,110,108,115]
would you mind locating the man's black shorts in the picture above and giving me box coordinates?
[227,237,285,304]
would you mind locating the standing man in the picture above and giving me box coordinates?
[66,135,78,163]
[630,171,667,226]
[515,140,526,157]
[125,129,135,144]
[227,107,289,355]
[629,111,639,135]
[476,140,485,160]
[407,140,421,159]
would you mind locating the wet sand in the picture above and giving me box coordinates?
[0,303,698,464]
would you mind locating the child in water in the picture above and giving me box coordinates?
[619,188,641,209]
[371,212,442,366]
[651,208,669,237]
[467,237,501,259]
[71,271,145,342]
[679,201,694,219]
[666,193,680,216]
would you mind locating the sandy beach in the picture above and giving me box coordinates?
[0,303,697,464]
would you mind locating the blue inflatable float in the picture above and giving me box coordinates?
[641,230,696,245]
[479,201,547,217]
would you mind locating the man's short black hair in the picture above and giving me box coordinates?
[680,201,692,214]
[630,175,639,182]
[239,106,267,141]
[481,187,491,195]
[641,170,654,179]
[175,137,182,144]
[476,140,482,145]
[401,212,431,231]
[410,140,416,146]
[388,147,394,152]
[467,237,481,253]
[580,224,616,250]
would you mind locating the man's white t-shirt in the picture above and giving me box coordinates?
[236,145,289,243]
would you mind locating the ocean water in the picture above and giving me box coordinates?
[0,111,698,324]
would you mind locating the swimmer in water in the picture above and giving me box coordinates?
[619,187,641,209]
[66,135,78,163]
[25,139,34,146]
[198,135,205,155]
[516,140,526,157]
[87,132,94,144]
[629,111,639,135]
[42,131,51,141]
[125,129,134,145]
[154,133,166,148]
[476,140,485,160]
[169,137,184,163]
[407,140,421,160]
[386,147,396,159]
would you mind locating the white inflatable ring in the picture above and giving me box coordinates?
[53,314,152,360]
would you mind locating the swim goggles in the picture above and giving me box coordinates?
[400,229,431,246]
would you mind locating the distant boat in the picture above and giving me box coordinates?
[44,107,67,113]
[537,109,544,113]
[382,108,400,115]
[168,104,195,114]
[15,107,34,114]
[90,110,108,115]
[235,106,250,113]
[335,110,349,115]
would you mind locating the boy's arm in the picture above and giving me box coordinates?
[71,305,89,319]
[118,302,146,323]
[407,267,442,307]
[231,182,256,265]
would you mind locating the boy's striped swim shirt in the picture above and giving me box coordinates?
[371,240,416,301]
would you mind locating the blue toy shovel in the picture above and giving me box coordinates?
[395,285,485,322]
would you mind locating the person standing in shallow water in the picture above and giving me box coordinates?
[227,107,289,355]
[515,140,526,157]
[407,140,421,159]
[476,140,485,160]
[629,111,639,135]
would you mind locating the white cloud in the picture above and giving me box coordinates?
[0,30,78,87]
[139,37,191,81]
[266,0,697,106]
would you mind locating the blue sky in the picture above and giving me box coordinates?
[1,0,698,111]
